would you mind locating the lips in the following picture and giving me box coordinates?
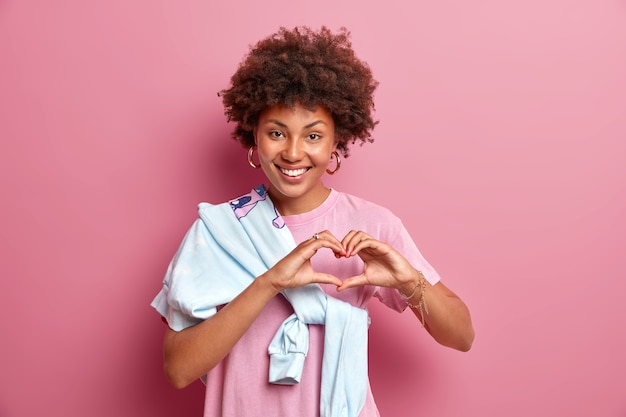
[280,167,310,177]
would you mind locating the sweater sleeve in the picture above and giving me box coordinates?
[150,217,253,331]
[150,219,215,331]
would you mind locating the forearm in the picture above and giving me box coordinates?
[163,273,279,388]
[401,278,474,352]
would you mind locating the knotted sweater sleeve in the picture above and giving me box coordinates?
[151,216,254,331]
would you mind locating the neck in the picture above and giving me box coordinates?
[268,186,331,216]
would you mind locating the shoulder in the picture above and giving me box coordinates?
[334,190,400,222]
[197,185,269,217]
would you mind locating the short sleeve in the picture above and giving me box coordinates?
[373,221,441,312]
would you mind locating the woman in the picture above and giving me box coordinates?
[151,26,474,417]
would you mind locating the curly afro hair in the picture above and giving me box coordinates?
[218,26,379,157]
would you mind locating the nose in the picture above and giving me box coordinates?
[281,138,304,162]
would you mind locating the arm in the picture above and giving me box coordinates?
[162,234,345,389]
[163,273,278,389]
[337,230,474,352]
[399,277,474,351]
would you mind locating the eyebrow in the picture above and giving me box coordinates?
[266,119,327,129]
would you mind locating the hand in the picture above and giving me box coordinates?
[337,230,418,293]
[263,230,345,293]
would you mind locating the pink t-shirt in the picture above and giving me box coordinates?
[200,189,440,417]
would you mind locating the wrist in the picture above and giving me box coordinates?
[398,269,429,326]
[255,272,283,298]
[398,279,420,300]
[397,269,424,298]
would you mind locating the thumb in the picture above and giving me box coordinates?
[312,272,343,287]
[336,273,368,292]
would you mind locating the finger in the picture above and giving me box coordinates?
[342,231,373,257]
[298,236,346,259]
[311,272,343,287]
[311,230,344,246]
[341,229,359,245]
[349,238,382,257]
[340,230,361,256]
[336,273,369,291]
[305,230,346,257]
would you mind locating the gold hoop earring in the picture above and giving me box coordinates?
[326,151,341,175]
[248,146,261,169]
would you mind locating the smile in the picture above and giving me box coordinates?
[280,167,310,177]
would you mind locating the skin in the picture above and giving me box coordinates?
[254,103,338,216]
[162,103,474,389]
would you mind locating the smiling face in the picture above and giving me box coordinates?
[254,103,338,216]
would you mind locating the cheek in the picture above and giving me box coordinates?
[315,146,335,163]
[255,141,273,161]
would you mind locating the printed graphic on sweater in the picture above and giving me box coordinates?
[229,185,284,228]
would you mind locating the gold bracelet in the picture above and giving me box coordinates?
[399,271,429,327]
[399,282,420,300]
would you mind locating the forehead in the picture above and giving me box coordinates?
[258,103,334,127]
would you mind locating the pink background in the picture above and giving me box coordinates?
[1,1,625,416]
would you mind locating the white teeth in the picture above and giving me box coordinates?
[281,168,308,177]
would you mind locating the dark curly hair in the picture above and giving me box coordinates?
[218,26,379,157]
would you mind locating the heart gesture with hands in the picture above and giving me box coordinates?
[267,229,418,295]
[336,230,419,295]
[264,230,346,293]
